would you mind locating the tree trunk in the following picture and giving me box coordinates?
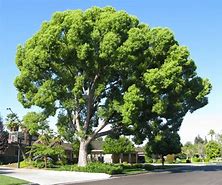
[44,156,47,168]
[161,155,165,166]
[78,140,89,166]
[119,153,123,163]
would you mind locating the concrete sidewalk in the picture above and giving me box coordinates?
[0,167,111,185]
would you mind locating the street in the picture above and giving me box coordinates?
[72,165,222,185]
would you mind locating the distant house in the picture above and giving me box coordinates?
[89,140,145,164]
[0,132,38,164]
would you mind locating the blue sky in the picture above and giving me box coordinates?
[0,0,221,143]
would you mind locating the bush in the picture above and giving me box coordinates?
[166,155,174,164]
[145,157,153,163]
[65,162,123,175]
[32,159,54,168]
[192,157,202,163]
[20,160,32,168]
[119,163,154,171]
[143,164,155,171]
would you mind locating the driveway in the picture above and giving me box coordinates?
[0,167,110,185]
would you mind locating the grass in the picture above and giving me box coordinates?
[0,175,29,185]
[122,168,146,174]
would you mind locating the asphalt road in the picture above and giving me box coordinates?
[72,165,222,185]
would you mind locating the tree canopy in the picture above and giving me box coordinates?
[14,7,211,166]
[22,112,49,136]
[145,130,181,165]
[103,136,135,154]
[205,141,221,159]
[30,131,66,168]
[5,113,20,132]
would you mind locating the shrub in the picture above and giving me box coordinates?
[69,162,123,175]
[120,163,154,171]
[192,157,202,163]
[20,160,32,168]
[145,157,153,163]
[143,164,155,171]
[32,159,54,168]
[166,155,175,164]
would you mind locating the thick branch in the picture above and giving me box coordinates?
[73,111,81,132]
[87,120,108,144]
[95,125,123,138]
[94,129,113,138]
[84,74,99,132]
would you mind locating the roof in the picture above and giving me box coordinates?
[91,140,103,150]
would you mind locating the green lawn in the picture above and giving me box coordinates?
[122,168,146,174]
[0,175,29,185]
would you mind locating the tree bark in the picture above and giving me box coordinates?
[78,140,89,166]
[161,155,165,166]
[44,156,47,168]
[119,153,123,163]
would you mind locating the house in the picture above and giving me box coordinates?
[89,140,145,164]
[0,132,38,164]
[1,132,145,165]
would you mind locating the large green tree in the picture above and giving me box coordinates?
[14,7,211,166]
[103,136,135,163]
[145,130,181,165]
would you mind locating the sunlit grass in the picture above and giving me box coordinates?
[0,175,29,185]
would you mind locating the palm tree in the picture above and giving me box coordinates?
[5,113,20,132]
[208,129,215,141]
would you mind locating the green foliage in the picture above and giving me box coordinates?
[56,111,75,142]
[103,136,135,154]
[121,163,154,171]
[58,162,123,175]
[192,157,202,163]
[56,163,157,175]
[22,112,49,135]
[5,113,20,131]
[145,130,181,159]
[20,160,32,168]
[0,117,8,153]
[205,141,221,159]
[14,6,211,166]
[182,142,195,159]
[145,156,153,163]
[30,132,66,168]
